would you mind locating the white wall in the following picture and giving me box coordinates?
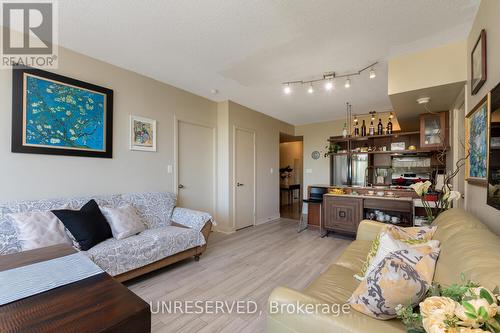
[465,0,500,235]
[0,33,217,202]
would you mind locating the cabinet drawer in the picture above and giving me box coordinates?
[323,196,363,233]
[364,198,412,212]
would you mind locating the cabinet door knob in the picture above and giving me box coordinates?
[339,211,346,218]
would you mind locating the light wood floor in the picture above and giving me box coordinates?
[126,218,352,333]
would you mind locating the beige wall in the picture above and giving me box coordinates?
[388,40,467,95]
[215,101,294,232]
[0,31,217,202]
[465,0,500,235]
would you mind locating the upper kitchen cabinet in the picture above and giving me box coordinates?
[420,111,448,149]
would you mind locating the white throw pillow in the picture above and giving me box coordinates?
[8,211,73,251]
[100,205,146,240]
[364,231,440,278]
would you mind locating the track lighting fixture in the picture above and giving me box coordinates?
[344,78,351,88]
[308,83,314,94]
[369,68,376,79]
[280,62,377,95]
[283,83,291,95]
[325,80,333,91]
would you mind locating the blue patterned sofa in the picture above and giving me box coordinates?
[0,192,213,282]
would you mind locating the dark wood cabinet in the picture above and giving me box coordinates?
[420,111,449,149]
[323,196,363,234]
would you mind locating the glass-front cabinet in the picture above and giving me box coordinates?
[419,111,448,149]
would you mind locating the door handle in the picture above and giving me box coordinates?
[178,184,185,189]
[237,182,244,187]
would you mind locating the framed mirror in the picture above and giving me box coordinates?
[488,83,500,210]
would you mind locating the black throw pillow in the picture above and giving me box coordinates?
[52,199,112,251]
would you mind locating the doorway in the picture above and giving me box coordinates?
[279,133,303,220]
[233,127,256,230]
[176,119,216,216]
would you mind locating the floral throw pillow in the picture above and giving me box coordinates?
[355,225,437,280]
[349,246,441,320]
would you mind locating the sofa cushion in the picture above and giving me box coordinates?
[120,192,176,229]
[348,246,440,319]
[100,205,146,240]
[335,240,372,273]
[431,208,500,290]
[304,264,360,304]
[53,200,113,251]
[84,225,205,276]
[7,211,73,251]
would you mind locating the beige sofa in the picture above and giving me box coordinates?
[267,208,500,333]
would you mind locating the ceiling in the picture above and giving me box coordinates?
[57,0,480,125]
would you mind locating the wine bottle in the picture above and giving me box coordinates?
[387,119,393,134]
[342,123,348,138]
[361,120,366,137]
[354,124,359,137]
[369,121,375,136]
[377,119,383,135]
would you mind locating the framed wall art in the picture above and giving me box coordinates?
[130,115,157,152]
[465,94,489,185]
[488,82,500,210]
[12,65,113,158]
[471,29,487,95]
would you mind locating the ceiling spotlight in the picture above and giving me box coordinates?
[369,68,376,79]
[307,83,314,94]
[283,83,291,95]
[325,80,333,91]
[389,112,394,119]
[344,78,351,88]
[370,111,376,121]
[353,115,358,124]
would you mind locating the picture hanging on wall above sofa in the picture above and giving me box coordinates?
[11,65,113,158]
[488,82,500,210]
[465,94,489,185]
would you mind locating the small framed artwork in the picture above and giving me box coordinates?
[471,29,487,95]
[130,115,157,152]
[12,65,113,158]
[465,94,490,185]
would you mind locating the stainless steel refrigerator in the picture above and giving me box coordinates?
[332,153,368,187]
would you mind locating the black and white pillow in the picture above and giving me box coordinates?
[52,199,112,251]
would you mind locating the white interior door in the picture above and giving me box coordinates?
[234,127,255,230]
[177,120,215,215]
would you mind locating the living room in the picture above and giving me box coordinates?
[1,1,500,332]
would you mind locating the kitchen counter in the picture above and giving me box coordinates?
[324,193,413,202]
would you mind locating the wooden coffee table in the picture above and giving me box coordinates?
[0,244,151,333]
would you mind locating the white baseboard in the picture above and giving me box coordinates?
[256,214,281,225]
[212,225,235,234]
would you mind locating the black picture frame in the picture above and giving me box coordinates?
[487,82,500,210]
[471,29,487,95]
[11,65,113,158]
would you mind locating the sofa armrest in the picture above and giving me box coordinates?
[356,220,386,241]
[171,207,213,232]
